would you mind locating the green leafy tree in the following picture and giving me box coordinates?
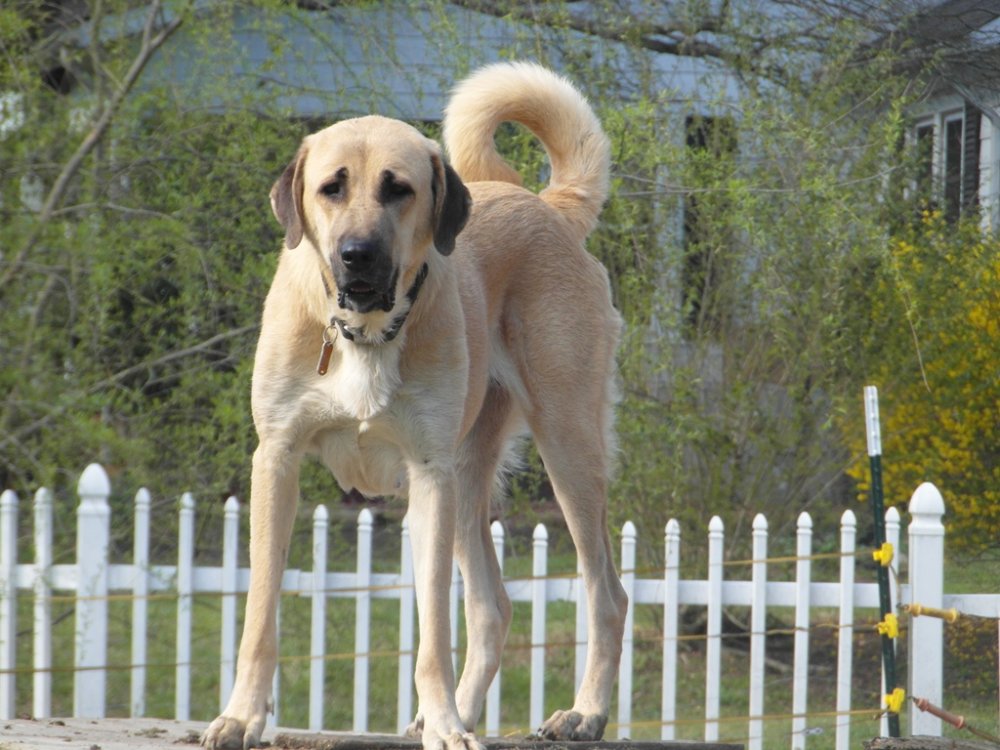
[1,0,994,562]
[846,212,1000,552]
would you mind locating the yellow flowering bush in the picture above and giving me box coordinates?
[847,212,1000,550]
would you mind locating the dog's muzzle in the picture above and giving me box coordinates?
[334,238,397,314]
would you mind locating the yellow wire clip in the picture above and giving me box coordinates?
[905,603,959,623]
[876,613,899,639]
[884,688,906,714]
[872,542,894,567]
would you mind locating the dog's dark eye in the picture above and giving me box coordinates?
[381,173,413,203]
[320,181,342,198]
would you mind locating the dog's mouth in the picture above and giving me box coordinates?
[338,276,397,314]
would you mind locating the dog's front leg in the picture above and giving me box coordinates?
[406,462,484,750]
[203,445,300,750]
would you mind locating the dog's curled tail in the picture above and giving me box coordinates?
[443,61,611,240]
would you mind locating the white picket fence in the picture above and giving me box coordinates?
[1,464,998,749]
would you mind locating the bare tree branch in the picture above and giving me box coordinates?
[0,324,259,452]
[0,0,185,295]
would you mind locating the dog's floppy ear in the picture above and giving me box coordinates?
[270,145,308,249]
[430,153,471,256]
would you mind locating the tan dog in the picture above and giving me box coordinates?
[202,62,626,750]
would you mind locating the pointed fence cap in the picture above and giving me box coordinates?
[0,489,17,509]
[78,463,110,501]
[34,487,52,508]
[909,481,945,517]
[752,513,768,531]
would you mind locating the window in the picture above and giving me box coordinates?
[912,102,981,222]
[683,114,736,334]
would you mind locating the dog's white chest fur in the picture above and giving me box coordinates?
[313,342,409,497]
[331,341,402,421]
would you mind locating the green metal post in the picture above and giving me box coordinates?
[865,386,901,738]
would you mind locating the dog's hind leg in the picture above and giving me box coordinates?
[452,387,516,732]
[528,399,626,741]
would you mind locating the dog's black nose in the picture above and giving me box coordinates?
[340,239,377,271]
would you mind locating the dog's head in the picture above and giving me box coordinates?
[270,116,471,315]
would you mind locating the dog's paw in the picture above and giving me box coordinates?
[536,709,608,741]
[201,713,266,750]
[404,713,424,739]
[421,728,484,750]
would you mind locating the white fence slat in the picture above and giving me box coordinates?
[2,464,982,741]
[396,516,415,734]
[131,488,151,718]
[0,489,18,720]
[74,464,110,718]
[309,505,328,731]
[835,510,857,750]
[32,488,52,719]
[354,508,373,733]
[485,521,504,737]
[574,556,586,694]
[881,505,901,737]
[220,496,240,711]
[530,524,548,732]
[748,514,768,750]
[908,483,945,734]
[704,516,724,742]
[617,521,636,739]
[791,512,813,750]
[270,600,281,728]
[451,559,460,677]
[175,492,195,721]
[661,519,680,740]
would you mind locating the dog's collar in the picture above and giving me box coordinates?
[317,263,429,374]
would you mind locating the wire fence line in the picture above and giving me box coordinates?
[1,465,998,750]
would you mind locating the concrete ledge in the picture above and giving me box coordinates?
[273,729,743,750]
[0,719,743,750]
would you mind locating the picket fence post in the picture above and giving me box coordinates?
[835,510,857,750]
[309,504,328,731]
[485,520,504,736]
[791,512,813,750]
[908,482,945,734]
[175,492,195,720]
[0,488,17,720]
[747,513,768,750]
[451,558,460,678]
[221,496,240,712]
[397,515,415,734]
[705,516,724,742]
[131,488,151,717]
[74,463,111,718]
[33,488,53,719]
[574,555,587,695]
[661,519,680,740]
[530,523,548,731]
[880,506,901,736]
[354,508,373,732]
[617,521,636,738]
